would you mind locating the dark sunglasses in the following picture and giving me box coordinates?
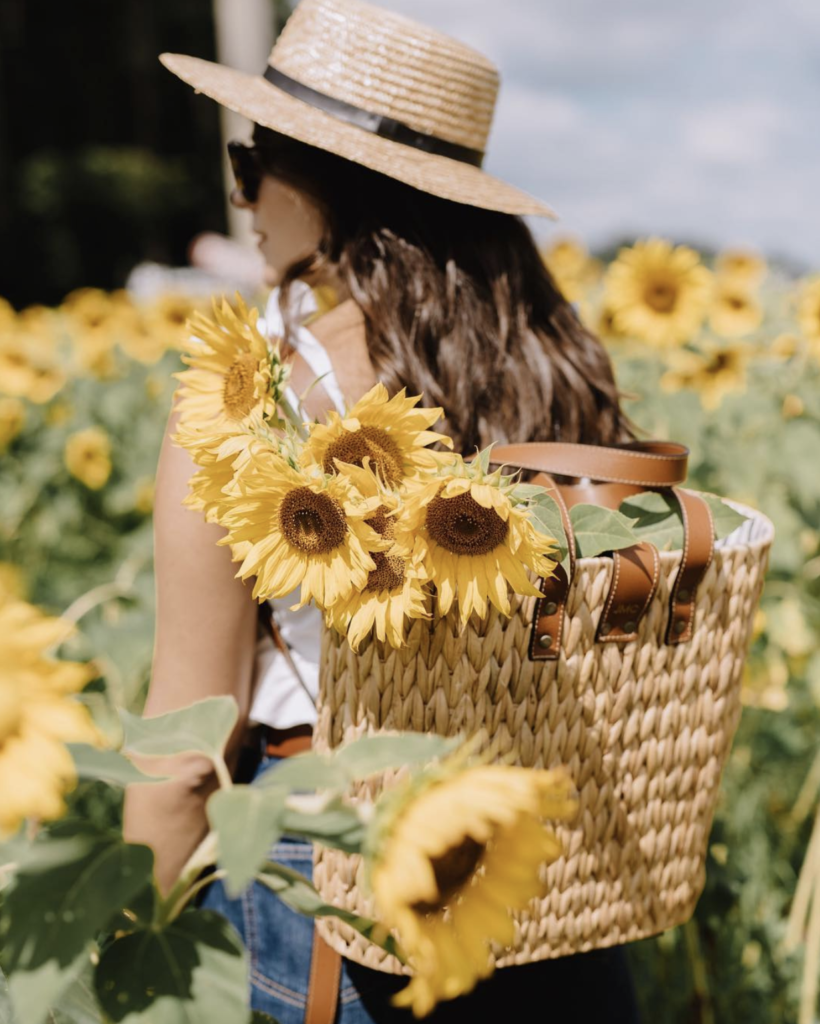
[227,140,263,203]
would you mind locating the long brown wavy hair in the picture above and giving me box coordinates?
[253,125,635,455]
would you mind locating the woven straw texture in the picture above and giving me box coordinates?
[159,0,557,217]
[312,503,773,972]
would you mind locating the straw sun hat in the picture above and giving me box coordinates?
[160,0,557,218]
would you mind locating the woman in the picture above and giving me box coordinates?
[124,0,640,1020]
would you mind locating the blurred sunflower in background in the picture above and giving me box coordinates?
[301,383,451,487]
[0,321,66,404]
[368,759,576,1017]
[541,234,602,303]
[393,458,557,625]
[715,248,768,290]
[0,590,101,837]
[660,339,749,410]
[64,426,113,490]
[604,237,714,347]
[709,285,763,338]
[215,449,388,607]
[797,276,820,343]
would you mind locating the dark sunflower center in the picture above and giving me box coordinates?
[278,487,347,554]
[726,296,746,311]
[644,278,678,313]
[323,426,404,486]
[365,552,405,593]
[222,353,259,419]
[425,491,508,556]
[411,836,485,914]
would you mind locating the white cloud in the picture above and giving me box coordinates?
[376,0,820,267]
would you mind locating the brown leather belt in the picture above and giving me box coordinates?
[261,723,314,758]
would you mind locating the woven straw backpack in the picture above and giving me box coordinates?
[311,439,774,971]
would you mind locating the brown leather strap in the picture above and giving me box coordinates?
[596,542,661,643]
[666,488,715,645]
[305,928,342,1024]
[529,474,575,661]
[262,724,314,758]
[491,439,689,487]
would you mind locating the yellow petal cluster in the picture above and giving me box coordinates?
[0,591,101,836]
[369,761,577,1017]
[660,340,749,410]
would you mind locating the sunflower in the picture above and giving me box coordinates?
[0,593,101,836]
[215,451,387,608]
[709,286,763,338]
[393,458,556,625]
[659,340,748,410]
[0,326,66,404]
[173,294,277,433]
[64,427,113,490]
[603,237,713,347]
[715,248,767,290]
[797,276,820,343]
[368,760,576,1017]
[323,463,429,649]
[301,383,452,487]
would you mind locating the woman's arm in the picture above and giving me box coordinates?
[122,407,258,896]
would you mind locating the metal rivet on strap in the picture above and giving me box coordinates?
[623,620,637,633]
[674,618,687,635]
[677,588,690,603]
[543,601,558,616]
[537,633,553,649]
[599,621,612,636]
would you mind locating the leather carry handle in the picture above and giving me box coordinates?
[486,440,713,659]
[491,439,689,487]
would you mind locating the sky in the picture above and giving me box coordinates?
[378,0,820,269]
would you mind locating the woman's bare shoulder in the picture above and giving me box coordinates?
[307,298,378,403]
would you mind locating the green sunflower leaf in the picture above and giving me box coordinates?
[569,504,640,558]
[119,695,238,763]
[527,492,570,573]
[93,909,248,1024]
[207,786,283,898]
[68,744,168,786]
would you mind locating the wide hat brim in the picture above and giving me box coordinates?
[160,53,558,219]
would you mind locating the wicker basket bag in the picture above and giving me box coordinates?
[312,440,774,971]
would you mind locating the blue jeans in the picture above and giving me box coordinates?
[198,752,641,1023]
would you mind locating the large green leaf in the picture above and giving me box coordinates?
[249,1014,280,1024]
[619,491,750,551]
[278,798,365,853]
[702,493,750,540]
[334,733,458,778]
[527,493,570,571]
[119,696,238,763]
[68,744,166,786]
[6,951,92,1024]
[619,492,684,551]
[568,504,639,558]
[255,733,459,793]
[1,834,153,977]
[207,787,283,898]
[44,960,103,1024]
[93,910,248,1024]
[256,861,401,960]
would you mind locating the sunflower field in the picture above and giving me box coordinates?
[1,237,820,1024]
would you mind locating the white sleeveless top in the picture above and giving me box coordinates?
[248,282,347,729]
